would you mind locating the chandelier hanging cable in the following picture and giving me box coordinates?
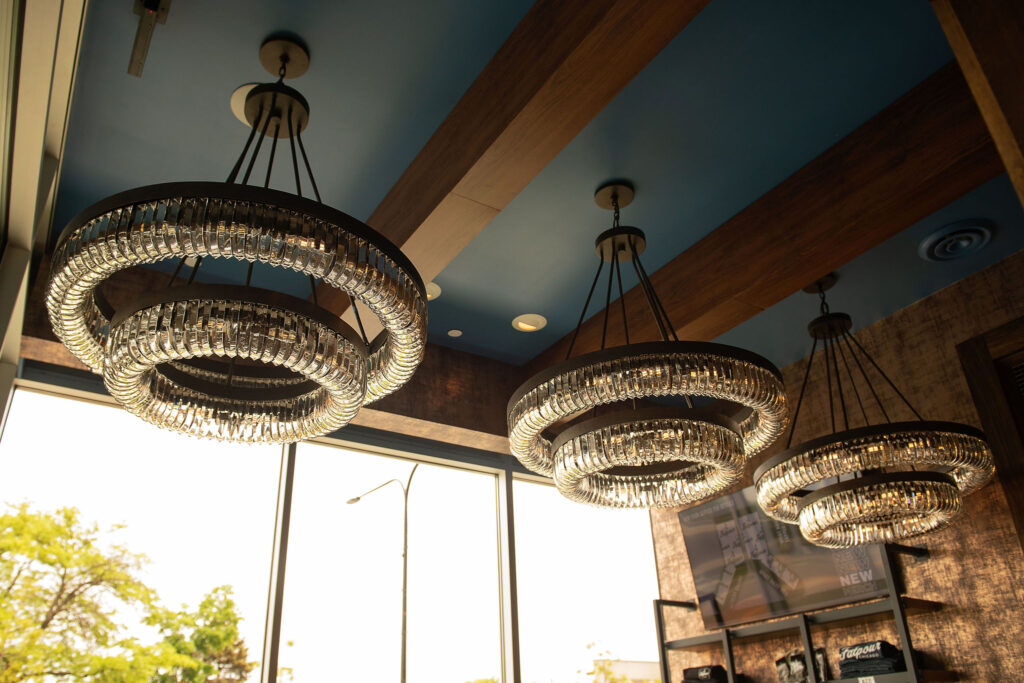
[46,36,426,443]
[507,181,788,509]
[752,276,993,547]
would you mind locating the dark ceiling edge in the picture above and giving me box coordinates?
[525,61,1003,375]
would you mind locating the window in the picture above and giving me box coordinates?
[278,442,503,681]
[513,479,661,683]
[0,385,666,682]
[0,389,281,679]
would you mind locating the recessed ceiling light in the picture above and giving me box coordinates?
[447,329,463,338]
[512,313,547,332]
[426,281,441,301]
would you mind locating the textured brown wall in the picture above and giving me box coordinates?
[651,248,1024,682]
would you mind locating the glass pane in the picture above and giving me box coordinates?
[0,389,280,680]
[514,479,661,683]
[280,441,502,682]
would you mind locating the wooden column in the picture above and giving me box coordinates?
[933,0,1024,207]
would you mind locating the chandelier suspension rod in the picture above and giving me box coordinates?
[565,258,605,360]
[785,335,818,448]
[842,330,924,421]
[295,128,321,203]
[833,329,869,426]
[829,335,850,431]
[226,103,264,184]
[627,245,669,342]
[242,91,279,185]
[633,247,679,342]
[186,256,203,285]
[165,257,187,286]
[600,246,615,350]
[349,293,370,347]
[614,250,629,345]
[839,329,891,424]
[823,332,836,434]
[263,121,281,188]
[288,107,302,197]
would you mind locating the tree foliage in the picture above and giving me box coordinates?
[0,504,254,682]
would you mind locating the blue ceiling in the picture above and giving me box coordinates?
[54,0,1024,372]
[54,0,533,242]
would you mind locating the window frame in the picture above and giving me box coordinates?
[7,359,660,683]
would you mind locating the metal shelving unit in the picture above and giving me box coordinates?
[653,545,953,683]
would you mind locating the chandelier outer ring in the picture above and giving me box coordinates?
[552,408,746,508]
[55,182,425,297]
[508,341,784,410]
[795,471,962,548]
[753,421,992,523]
[507,341,788,476]
[47,181,426,405]
[103,294,368,443]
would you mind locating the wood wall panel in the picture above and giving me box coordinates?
[651,249,1024,682]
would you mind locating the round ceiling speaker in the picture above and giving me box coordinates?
[918,219,993,262]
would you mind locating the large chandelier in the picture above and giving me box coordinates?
[507,182,788,508]
[753,276,993,547]
[46,37,426,443]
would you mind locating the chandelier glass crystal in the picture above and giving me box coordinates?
[753,278,994,547]
[46,37,426,443]
[507,182,787,508]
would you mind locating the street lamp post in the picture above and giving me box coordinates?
[347,463,419,683]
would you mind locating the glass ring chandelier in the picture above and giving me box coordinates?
[507,181,788,508]
[46,36,426,443]
[753,276,993,547]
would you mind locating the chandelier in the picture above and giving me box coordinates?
[507,182,788,508]
[753,276,993,547]
[46,37,426,443]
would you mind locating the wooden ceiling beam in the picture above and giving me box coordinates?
[931,0,1024,209]
[316,0,711,314]
[527,62,1003,374]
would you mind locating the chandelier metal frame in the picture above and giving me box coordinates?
[46,36,426,443]
[753,276,993,547]
[507,181,788,508]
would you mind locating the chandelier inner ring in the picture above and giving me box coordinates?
[507,341,788,477]
[103,285,367,443]
[45,182,427,404]
[795,471,962,548]
[753,422,994,523]
[551,407,745,508]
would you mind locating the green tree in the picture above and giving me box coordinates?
[149,587,255,683]
[0,504,254,682]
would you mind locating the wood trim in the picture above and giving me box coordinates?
[316,0,711,314]
[527,62,1002,374]
[957,317,1024,552]
[932,0,1024,208]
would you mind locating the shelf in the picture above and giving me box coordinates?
[826,673,912,683]
[825,671,955,683]
[902,598,944,615]
[664,632,723,651]
[732,616,801,640]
